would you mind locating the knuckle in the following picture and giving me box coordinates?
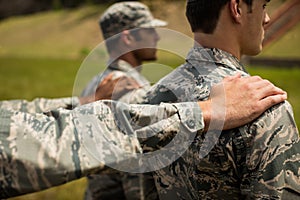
[243,82,251,90]
[263,79,272,86]
[251,104,262,116]
[252,75,262,81]
[269,97,277,105]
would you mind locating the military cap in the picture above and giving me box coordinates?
[100,1,167,39]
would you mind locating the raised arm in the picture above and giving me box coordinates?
[0,97,80,113]
[0,74,286,198]
[0,99,203,198]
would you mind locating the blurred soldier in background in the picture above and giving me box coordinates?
[81,2,167,199]
[81,1,166,102]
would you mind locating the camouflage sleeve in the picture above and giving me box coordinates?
[0,100,140,199]
[0,97,80,113]
[130,102,204,151]
[0,99,204,198]
[118,87,148,104]
[240,101,300,199]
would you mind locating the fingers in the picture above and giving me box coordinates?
[257,84,286,99]
[213,74,287,130]
[98,73,117,89]
[224,75,286,100]
[95,73,123,100]
[258,93,287,110]
[103,73,114,84]
[243,76,286,100]
[104,76,140,100]
[102,73,114,83]
[223,73,241,82]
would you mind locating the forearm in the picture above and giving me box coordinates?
[0,97,80,113]
[0,102,138,198]
[132,102,204,151]
[118,87,148,104]
[0,100,205,198]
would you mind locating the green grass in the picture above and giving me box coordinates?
[0,57,81,100]
[260,23,300,58]
[10,178,87,200]
[0,57,86,200]
[0,5,106,59]
[247,66,300,126]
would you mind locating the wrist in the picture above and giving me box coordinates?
[198,99,211,132]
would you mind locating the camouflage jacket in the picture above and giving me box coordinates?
[81,59,151,104]
[0,97,204,199]
[144,47,300,199]
[81,60,154,200]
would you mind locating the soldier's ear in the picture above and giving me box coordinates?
[121,30,134,45]
[229,0,242,24]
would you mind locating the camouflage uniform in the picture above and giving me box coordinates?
[82,2,167,199]
[143,47,300,199]
[81,60,150,104]
[99,2,166,40]
[82,60,155,200]
[0,97,80,113]
[0,97,203,199]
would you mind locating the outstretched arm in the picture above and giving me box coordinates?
[138,74,287,152]
[0,74,286,198]
[0,97,80,113]
[0,99,203,198]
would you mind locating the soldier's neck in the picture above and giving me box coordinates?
[194,31,241,61]
[119,54,142,68]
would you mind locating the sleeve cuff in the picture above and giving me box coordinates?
[161,102,204,133]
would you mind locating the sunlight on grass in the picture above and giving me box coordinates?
[0,5,106,59]
[261,23,300,58]
[247,66,300,126]
[10,178,87,200]
[0,57,81,100]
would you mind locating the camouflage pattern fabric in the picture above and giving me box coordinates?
[143,47,300,199]
[81,60,157,200]
[0,97,80,113]
[0,98,204,199]
[100,2,167,39]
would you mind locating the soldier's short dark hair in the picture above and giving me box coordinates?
[186,0,254,33]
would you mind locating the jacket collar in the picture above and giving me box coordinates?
[186,46,246,72]
[108,59,138,72]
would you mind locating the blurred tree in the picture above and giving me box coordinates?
[0,0,86,18]
[60,0,82,8]
[0,0,182,19]
[0,0,51,19]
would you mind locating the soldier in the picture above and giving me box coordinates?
[143,0,300,199]
[0,74,287,199]
[80,2,167,199]
[81,1,166,102]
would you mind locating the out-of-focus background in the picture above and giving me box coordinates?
[0,0,299,199]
